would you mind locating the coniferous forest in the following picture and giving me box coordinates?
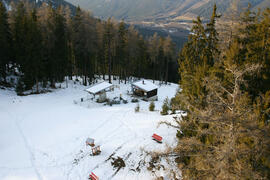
[1,0,270,179]
[0,1,178,94]
[170,5,270,179]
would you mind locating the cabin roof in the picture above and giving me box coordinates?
[85,81,113,94]
[132,79,158,92]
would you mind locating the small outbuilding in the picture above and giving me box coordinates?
[86,138,95,147]
[131,79,158,101]
[85,81,113,103]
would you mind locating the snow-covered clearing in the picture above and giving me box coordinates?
[0,79,181,180]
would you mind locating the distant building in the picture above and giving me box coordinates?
[85,81,113,103]
[86,138,95,147]
[131,79,158,101]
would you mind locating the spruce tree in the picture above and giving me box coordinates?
[178,16,208,107]
[205,4,220,66]
[126,25,139,83]
[72,6,92,86]
[137,35,148,79]
[163,36,175,84]
[103,18,114,83]
[53,7,68,82]
[116,20,127,82]
[171,6,270,179]
[148,33,159,82]
[0,1,11,83]
[24,8,43,92]
[11,2,27,74]
[157,37,165,82]
[161,97,170,115]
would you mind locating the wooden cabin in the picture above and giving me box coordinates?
[85,81,113,103]
[131,79,158,101]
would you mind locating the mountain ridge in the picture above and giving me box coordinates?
[1,0,77,13]
[65,0,270,22]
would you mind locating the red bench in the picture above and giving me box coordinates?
[152,133,162,143]
[89,172,99,180]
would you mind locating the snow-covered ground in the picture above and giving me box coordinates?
[0,78,181,180]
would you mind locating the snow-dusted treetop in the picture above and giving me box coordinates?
[132,79,158,92]
[85,81,113,94]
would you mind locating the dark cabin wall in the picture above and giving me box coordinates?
[147,89,157,98]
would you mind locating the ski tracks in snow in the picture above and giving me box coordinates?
[90,108,147,179]
[3,107,43,180]
[118,109,140,138]
[14,117,43,180]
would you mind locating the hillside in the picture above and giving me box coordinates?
[66,0,183,21]
[65,0,269,22]
[1,0,76,13]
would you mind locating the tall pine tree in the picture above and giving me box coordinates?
[0,1,11,83]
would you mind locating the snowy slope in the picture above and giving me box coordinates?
[0,78,181,180]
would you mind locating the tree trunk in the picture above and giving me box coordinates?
[165,59,169,85]
[66,76,68,88]
[109,54,111,83]
[119,68,121,84]
[36,77,39,93]
[124,70,127,84]
[84,75,87,86]
[108,38,112,83]
[83,58,87,86]
[3,71,7,83]
[153,62,156,83]
[51,78,55,88]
